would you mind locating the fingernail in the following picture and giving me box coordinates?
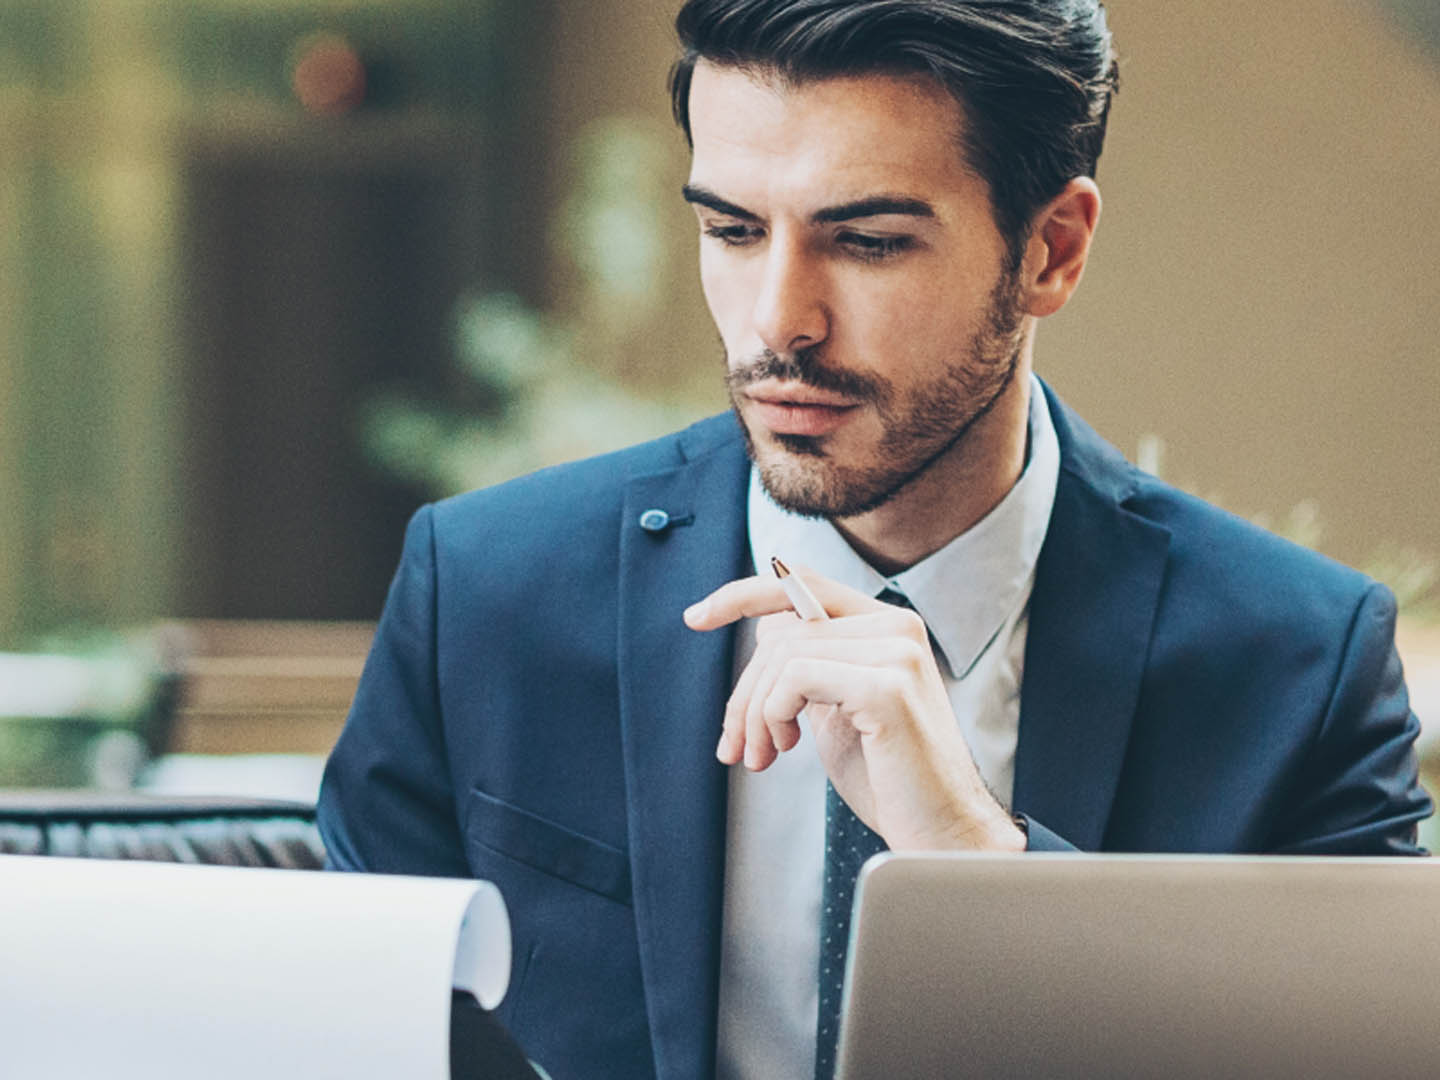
[684,599,708,623]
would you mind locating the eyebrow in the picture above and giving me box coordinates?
[812,196,935,223]
[682,184,935,225]
[682,184,760,221]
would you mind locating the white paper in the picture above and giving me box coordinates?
[0,855,510,1080]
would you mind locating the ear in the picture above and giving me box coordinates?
[1020,177,1102,318]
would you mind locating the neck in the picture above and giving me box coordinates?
[833,365,1033,577]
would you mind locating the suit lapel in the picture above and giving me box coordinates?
[617,425,750,1080]
[1014,389,1172,849]
[611,394,1171,1070]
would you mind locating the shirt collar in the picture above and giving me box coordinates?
[747,373,1061,679]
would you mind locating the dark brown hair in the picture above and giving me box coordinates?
[671,0,1119,267]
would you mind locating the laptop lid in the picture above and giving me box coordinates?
[836,852,1440,1080]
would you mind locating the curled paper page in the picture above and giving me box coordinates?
[0,855,510,1080]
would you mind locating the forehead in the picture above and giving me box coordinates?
[685,60,985,208]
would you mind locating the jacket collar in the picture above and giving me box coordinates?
[617,414,750,1080]
[1012,382,1172,849]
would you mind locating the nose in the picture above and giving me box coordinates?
[752,237,830,356]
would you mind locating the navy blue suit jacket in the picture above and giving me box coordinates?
[318,385,1430,1080]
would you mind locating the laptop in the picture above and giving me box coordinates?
[836,852,1440,1079]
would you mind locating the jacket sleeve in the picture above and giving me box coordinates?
[1268,582,1431,855]
[1017,582,1431,856]
[316,504,472,877]
[1019,816,1078,852]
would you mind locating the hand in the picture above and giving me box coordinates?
[683,570,1024,853]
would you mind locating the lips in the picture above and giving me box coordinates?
[744,384,861,437]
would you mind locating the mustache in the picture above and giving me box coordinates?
[724,348,887,403]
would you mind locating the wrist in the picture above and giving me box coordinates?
[901,804,1027,853]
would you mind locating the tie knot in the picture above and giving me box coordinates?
[875,587,912,610]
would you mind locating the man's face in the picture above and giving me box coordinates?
[684,62,1028,518]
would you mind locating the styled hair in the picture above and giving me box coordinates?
[671,0,1119,265]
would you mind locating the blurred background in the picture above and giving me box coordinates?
[0,1,1437,833]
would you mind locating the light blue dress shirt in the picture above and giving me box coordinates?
[715,374,1061,1080]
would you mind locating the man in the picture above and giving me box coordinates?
[317,2,1431,1078]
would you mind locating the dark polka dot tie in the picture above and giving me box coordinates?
[814,587,908,1080]
[814,780,887,1080]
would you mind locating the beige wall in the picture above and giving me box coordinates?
[1046,2,1440,569]
[539,1,1440,571]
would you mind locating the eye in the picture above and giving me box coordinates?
[838,232,915,262]
[702,222,765,247]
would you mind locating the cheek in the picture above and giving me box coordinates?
[832,276,943,358]
[842,270,983,352]
[698,252,753,350]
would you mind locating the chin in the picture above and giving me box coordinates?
[735,404,904,518]
[754,448,902,519]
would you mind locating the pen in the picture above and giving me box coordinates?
[771,555,828,622]
[770,556,835,738]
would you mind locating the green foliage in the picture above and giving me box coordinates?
[360,116,701,497]
[0,626,182,787]
[1363,545,1440,622]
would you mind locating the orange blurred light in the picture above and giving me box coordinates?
[292,34,366,115]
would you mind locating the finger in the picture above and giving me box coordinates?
[738,627,847,770]
[684,575,793,631]
[750,636,927,766]
[742,642,785,770]
[719,639,770,765]
[772,714,802,753]
[753,609,804,645]
[734,630,857,760]
[755,606,929,647]
[717,610,852,768]
[784,567,882,619]
[763,657,909,733]
[763,696,808,758]
[684,569,883,630]
[770,634,930,673]
[730,631,910,770]
[718,620,839,766]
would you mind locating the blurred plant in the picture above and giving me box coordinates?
[0,625,186,789]
[1363,545,1440,622]
[362,116,699,496]
[558,120,674,339]
[1136,434,1439,622]
[1248,499,1326,554]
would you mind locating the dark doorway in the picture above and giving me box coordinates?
[178,122,485,620]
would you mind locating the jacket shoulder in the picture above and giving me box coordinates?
[426,412,743,540]
[1045,382,1380,621]
[1125,474,1381,626]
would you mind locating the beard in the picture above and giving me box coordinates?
[725,269,1027,519]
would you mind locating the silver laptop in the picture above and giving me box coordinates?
[837,852,1440,1079]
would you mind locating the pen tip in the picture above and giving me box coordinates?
[770,555,790,578]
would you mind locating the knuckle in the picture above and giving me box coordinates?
[761,677,797,720]
[898,608,927,638]
[897,638,927,672]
